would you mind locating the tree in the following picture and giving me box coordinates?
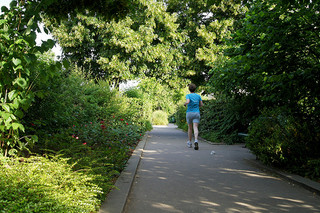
[0,0,59,156]
[207,0,320,173]
[43,0,186,88]
[211,0,320,119]
[165,0,247,87]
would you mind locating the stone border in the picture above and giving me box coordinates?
[99,133,148,213]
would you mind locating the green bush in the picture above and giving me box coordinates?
[142,119,153,131]
[175,105,187,131]
[246,108,320,181]
[24,71,148,152]
[12,68,150,210]
[152,110,168,125]
[199,97,253,144]
[0,156,101,213]
[124,88,143,99]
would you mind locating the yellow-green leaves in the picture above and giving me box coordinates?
[0,1,56,156]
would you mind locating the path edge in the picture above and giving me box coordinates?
[246,158,320,196]
[99,133,148,213]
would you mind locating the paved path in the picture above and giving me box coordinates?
[100,125,320,213]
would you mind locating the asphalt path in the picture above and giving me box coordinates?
[123,125,320,213]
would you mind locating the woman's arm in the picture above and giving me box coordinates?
[184,99,190,106]
[199,100,204,107]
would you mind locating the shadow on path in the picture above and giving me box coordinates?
[123,125,320,213]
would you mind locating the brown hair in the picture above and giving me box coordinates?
[188,83,196,92]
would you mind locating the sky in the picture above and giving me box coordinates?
[0,0,11,8]
[1,0,62,59]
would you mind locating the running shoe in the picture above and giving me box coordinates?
[187,141,192,148]
[194,141,199,150]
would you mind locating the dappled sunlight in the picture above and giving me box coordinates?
[143,150,158,153]
[271,196,305,204]
[158,176,167,180]
[225,208,243,213]
[220,168,279,180]
[140,156,156,160]
[151,203,183,213]
[124,126,320,213]
[200,200,221,207]
[234,202,268,211]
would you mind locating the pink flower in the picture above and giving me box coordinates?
[76,136,79,140]
[90,122,92,124]
[120,119,124,121]
[73,125,75,127]
[126,123,129,125]
[83,142,87,145]
[72,135,75,138]
[113,115,115,118]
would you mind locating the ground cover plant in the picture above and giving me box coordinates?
[0,156,101,213]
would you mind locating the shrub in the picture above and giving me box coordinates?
[124,88,143,99]
[152,110,168,125]
[0,156,101,213]
[24,70,148,151]
[199,97,253,144]
[14,68,150,209]
[175,105,187,131]
[246,108,320,181]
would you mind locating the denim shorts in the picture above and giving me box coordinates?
[186,112,200,124]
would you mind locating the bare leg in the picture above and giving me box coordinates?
[188,123,193,142]
[193,122,199,141]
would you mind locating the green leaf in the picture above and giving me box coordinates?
[8,90,18,101]
[8,149,18,156]
[0,111,11,120]
[43,27,49,34]
[27,16,35,27]
[13,78,28,89]
[23,55,32,64]
[10,1,17,8]
[10,114,17,120]
[2,104,10,113]
[3,24,8,32]
[14,110,24,119]
[13,65,23,71]
[10,100,19,109]
[25,27,31,35]
[12,58,22,66]
[31,135,38,142]
[63,59,70,69]
[1,6,8,13]
[12,123,25,132]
